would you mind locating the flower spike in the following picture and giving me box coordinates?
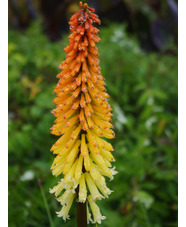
[50,2,116,224]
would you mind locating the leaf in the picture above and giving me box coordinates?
[133,191,154,209]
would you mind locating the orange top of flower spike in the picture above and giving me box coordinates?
[50,2,117,224]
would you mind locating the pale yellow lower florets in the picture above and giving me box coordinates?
[88,195,106,224]
[56,190,75,221]
[50,128,117,224]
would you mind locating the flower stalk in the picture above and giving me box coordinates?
[50,1,117,225]
[76,186,87,227]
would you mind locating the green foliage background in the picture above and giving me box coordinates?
[9,21,177,227]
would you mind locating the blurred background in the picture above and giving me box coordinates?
[8,0,178,226]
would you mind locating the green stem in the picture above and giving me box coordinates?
[139,202,151,227]
[38,178,54,227]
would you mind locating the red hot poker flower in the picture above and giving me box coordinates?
[50,2,117,224]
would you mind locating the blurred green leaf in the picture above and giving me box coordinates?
[133,191,154,209]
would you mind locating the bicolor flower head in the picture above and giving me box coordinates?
[50,1,117,224]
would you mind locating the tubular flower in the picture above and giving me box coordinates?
[50,1,117,224]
